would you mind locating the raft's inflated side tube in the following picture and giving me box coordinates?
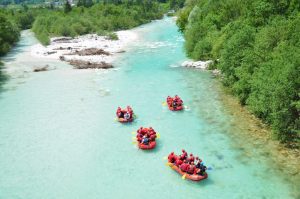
[138,141,156,150]
[169,163,208,181]
[168,104,184,111]
[118,117,133,123]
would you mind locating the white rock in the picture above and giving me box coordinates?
[181,60,213,69]
[31,30,138,65]
[212,69,221,76]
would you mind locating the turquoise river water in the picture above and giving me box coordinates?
[0,17,297,199]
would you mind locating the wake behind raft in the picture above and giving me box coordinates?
[167,95,184,111]
[166,150,208,181]
[116,106,134,123]
[134,127,158,150]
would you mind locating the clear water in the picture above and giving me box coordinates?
[0,17,297,199]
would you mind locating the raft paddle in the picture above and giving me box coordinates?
[165,162,173,167]
[182,174,186,180]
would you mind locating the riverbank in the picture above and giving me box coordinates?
[218,87,300,197]
[31,30,138,69]
[182,62,299,197]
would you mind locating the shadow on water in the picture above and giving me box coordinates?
[1,43,28,63]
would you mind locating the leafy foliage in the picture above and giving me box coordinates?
[32,1,167,45]
[178,0,300,145]
[0,13,20,56]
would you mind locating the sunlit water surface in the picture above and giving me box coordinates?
[0,17,297,199]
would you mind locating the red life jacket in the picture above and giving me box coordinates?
[180,163,189,172]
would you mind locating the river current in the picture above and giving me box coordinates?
[0,17,297,199]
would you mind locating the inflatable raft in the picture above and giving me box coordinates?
[138,141,156,150]
[168,104,183,111]
[118,117,133,123]
[168,163,208,181]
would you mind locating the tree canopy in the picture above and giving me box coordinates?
[177,0,300,146]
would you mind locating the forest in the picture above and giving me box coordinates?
[177,0,299,146]
[0,0,176,55]
[32,1,167,45]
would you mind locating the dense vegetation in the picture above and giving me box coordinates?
[0,5,48,58]
[0,0,170,54]
[177,0,300,146]
[0,13,20,56]
[32,1,167,45]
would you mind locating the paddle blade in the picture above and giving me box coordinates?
[156,133,160,139]
[182,174,186,180]
[132,137,137,141]
[165,162,172,167]
[132,141,137,145]
[114,117,118,121]
[163,156,167,160]
[131,132,136,134]
[162,102,167,106]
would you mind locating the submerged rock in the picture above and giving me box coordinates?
[68,60,113,69]
[181,60,213,69]
[33,65,56,72]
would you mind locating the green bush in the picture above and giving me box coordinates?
[31,1,166,44]
[107,32,118,40]
[178,0,300,145]
[0,13,20,55]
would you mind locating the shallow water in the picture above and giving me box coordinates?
[0,17,297,199]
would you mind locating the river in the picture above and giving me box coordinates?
[0,17,297,199]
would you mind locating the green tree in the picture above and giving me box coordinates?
[177,0,300,145]
[0,14,20,55]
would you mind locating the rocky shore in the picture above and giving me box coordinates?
[31,30,137,69]
[181,60,221,76]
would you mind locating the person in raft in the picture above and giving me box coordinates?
[136,127,157,145]
[141,135,149,145]
[116,106,133,120]
[167,95,183,109]
[168,150,207,176]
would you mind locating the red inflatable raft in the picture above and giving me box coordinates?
[138,141,156,150]
[166,95,184,111]
[168,104,183,111]
[168,163,208,181]
[116,106,134,123]
[118,117,133,123]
